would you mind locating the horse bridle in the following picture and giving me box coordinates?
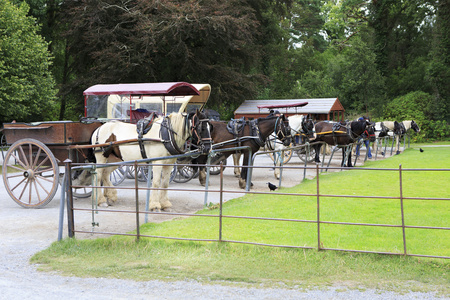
[274,115,291,143]
[189,113,212,154]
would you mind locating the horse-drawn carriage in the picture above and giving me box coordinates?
[1,82,210,208]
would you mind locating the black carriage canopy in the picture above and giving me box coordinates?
[83,82,206,120]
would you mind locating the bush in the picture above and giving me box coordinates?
[383,91,450,141]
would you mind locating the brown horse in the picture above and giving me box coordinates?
[192,112,291,189]
[311,118,371,167]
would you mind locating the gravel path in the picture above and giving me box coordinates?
[0,151,445,299]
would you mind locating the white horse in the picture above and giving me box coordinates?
[85,110,211,210]
[372,121,390,155]
[380,120,407,154]
[269,115,314,179]
[232,115,314,179]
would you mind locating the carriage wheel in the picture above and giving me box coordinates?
[110,165,127,186]
[269,148,293,164]
[173,164,197,183]
[70,170,92,198]
[128,165,177,183]
[296,147,316,163]
[1,134,7,161]
[209,158,227,175]
[2,138,59,208]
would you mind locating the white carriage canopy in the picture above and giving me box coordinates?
[83,82,211,121]
[234,98,345,121]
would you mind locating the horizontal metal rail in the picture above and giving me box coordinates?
[62,157,450,260]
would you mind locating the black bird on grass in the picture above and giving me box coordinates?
[420,148,424,152]
[267,182,278,191]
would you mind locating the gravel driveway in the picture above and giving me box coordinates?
[0,151,444,299]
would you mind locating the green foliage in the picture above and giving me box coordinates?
[384,91,450,141]
[0,0,57,123]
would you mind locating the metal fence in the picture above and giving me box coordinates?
[60,156,449,260]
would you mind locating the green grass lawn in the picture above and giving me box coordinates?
[134,146,449,257]
[31,145,450,294]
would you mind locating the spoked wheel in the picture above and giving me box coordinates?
[1,134,7,161]
[71,169,92,198]
[269,147,293,164]
[296,146,316,162]
[209,158,227,175]
[173,163,198,183]
[110,165,127,186]
[2,138,59,208]
[127,165,177,183]
[126,165,148,182]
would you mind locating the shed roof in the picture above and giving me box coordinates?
[234,98,344,115]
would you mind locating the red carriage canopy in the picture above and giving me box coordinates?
[83,82,200,96]
[257,102,308,109]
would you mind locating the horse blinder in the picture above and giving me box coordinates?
[190,113,212,154]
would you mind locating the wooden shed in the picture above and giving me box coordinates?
[234,98,345,121]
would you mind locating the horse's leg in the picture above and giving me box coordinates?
[395,136,400,155]
[274,151,281,179]
[102,155,121,205]
[91,154,109,207]
[94,166,108,207]
[347,146,353,167]
[159,164,173,210]
[102,165,118,206]
[233,153,241,177]
[238,152,250,189]
[198,165,207,186]
[148,165,162,211]
[314,144,322,163]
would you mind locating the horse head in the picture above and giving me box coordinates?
[366,122,376,142]
[351,118,370,140]
[410,120,420,133]
[301,116,315,140]
[276,114,292,146]
[189,109,212,154]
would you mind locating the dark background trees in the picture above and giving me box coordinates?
[1,0,449,139]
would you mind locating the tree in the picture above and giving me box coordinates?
[0,0,57,123]
[57,0,266,118]
[426,0,450,122]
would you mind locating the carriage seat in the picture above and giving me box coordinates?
[128,109,160,122]
[136,111,159,136]
[227,117,246,135]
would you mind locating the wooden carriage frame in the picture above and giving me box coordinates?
[1,82,208,208]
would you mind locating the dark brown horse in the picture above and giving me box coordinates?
[192,112,291,189]
[311,118,371,167]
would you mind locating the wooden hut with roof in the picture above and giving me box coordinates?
[234,98,345,121]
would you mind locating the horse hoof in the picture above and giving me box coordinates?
[381,152,385,156]
[162,208,173,212]
[150,208,161,213]
[396,151,401,155]
[98,202,108,207]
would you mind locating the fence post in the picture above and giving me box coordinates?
[316,163,321,250]
[134,161,140,241]
[399,164,407,256]
[219,162,223,242]
[65,159,75,238]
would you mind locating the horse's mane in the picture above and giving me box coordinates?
[166,112,189,146]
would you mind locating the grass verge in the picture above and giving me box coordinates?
[32,145,449,295]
